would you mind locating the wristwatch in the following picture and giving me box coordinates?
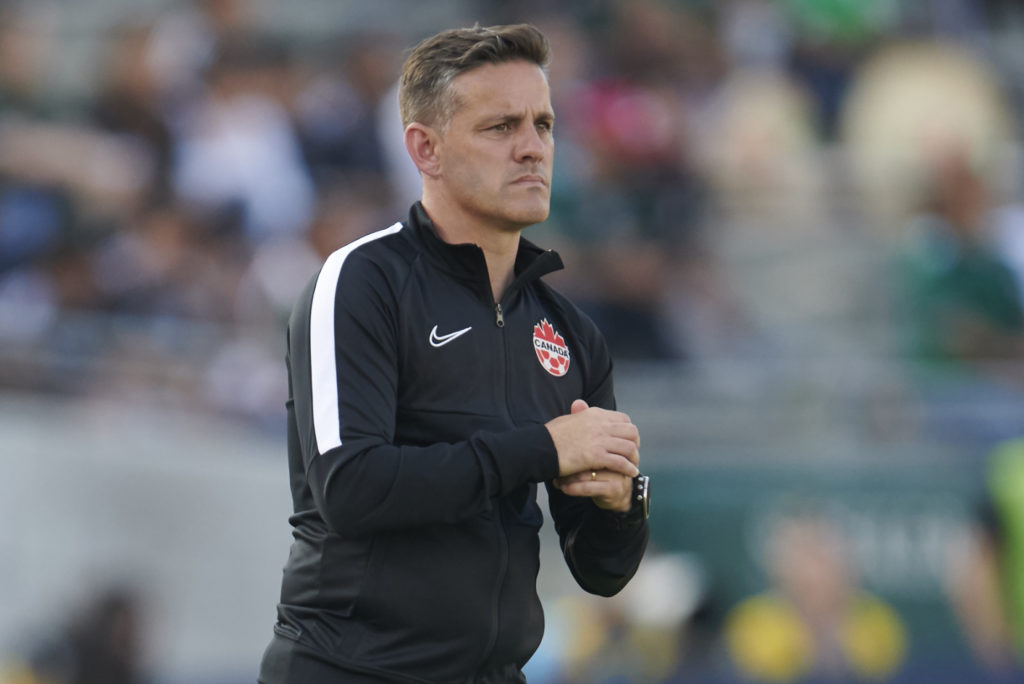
[633,474,650,520]
[608,473,650,529]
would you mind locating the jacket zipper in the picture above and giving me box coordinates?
[478,298,510,672]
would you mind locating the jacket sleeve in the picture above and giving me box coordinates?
[546,320,649,596]
[292,248,559,537]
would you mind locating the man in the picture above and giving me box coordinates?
[259,24,650,684]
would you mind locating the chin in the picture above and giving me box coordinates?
[503,202,550,229]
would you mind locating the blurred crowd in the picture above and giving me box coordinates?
[8,1,1024,682]
[2,0,1024,428]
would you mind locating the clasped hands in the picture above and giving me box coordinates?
[545,399,640,513]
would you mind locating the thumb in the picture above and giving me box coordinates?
[570,399,588,415]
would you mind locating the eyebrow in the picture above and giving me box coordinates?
[482,111,556,126]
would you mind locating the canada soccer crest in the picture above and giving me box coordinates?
[533,318,570,377]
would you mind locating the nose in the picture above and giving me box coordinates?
[515,125,548,163]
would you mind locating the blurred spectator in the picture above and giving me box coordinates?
[839,40,1013,227]
[780,0,893,140]
[170,38,315,242]
[293,32,403,200]
[893,150,1024,369]
[90,20,177,201]
[724,513,907,682]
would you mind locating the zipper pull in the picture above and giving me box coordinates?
[494,303,505,328]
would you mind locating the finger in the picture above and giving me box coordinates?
[555,472,614,487]
[604,436,640,466]
[560,469,605,487]
[608,422,640,446]
[595,453,640,478]
[570,399,588,415]
[552,477,616,495]
[557,475,631,501]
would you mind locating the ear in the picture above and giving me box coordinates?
[404,123,442,178]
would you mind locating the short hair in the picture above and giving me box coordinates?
[398,23,550,130]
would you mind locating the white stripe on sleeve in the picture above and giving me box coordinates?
[310,222,404,453]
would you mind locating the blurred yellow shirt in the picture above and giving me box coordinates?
[725,592,907,682]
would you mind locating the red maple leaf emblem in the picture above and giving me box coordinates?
[534,319,566,347]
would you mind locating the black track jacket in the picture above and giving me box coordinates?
[261,203,648,683]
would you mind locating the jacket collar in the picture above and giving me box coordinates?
[408,201,564,302]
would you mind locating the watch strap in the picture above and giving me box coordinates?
[605,474,649,530]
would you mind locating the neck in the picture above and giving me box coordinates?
[421,197,521,302]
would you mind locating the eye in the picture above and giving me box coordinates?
[491,122,511,132]
[536,120,553,133]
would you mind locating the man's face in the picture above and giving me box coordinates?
[436,60,554,232]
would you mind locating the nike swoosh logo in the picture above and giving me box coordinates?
[429,325,472,348]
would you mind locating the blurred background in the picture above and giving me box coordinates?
[3,0,1024,682]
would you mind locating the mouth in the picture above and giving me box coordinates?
[512,175,548,187]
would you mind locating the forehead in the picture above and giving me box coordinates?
[449,60,551,119]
